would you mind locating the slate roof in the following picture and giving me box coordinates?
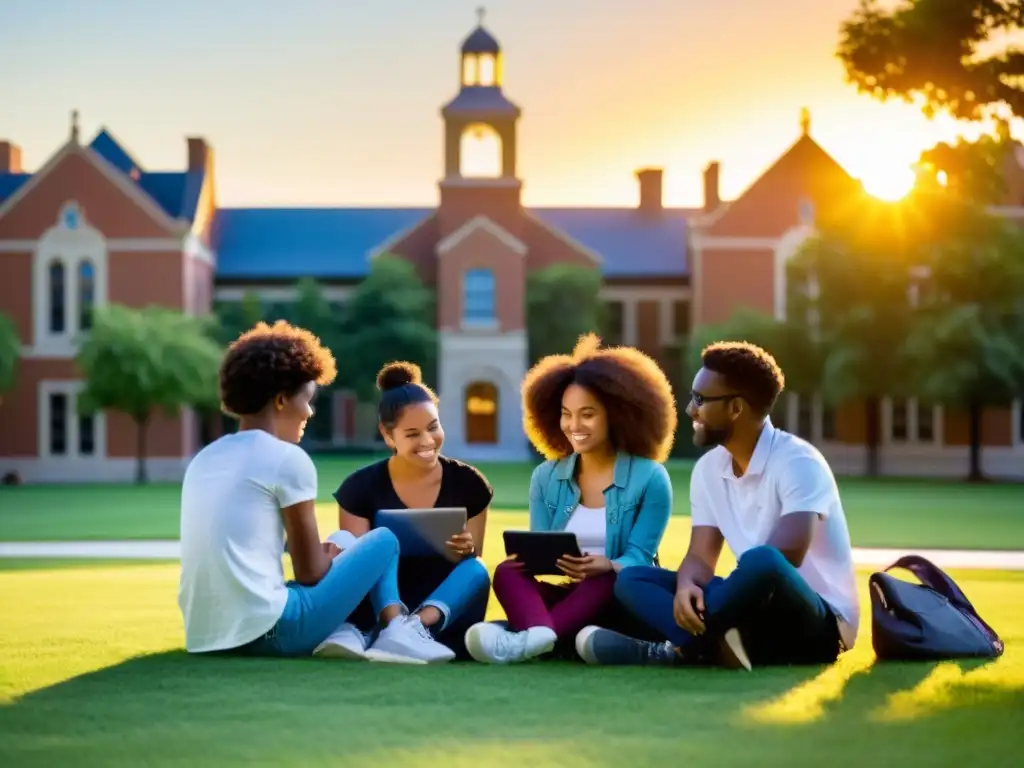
[442,86,520,117]
[214,208,433,279]
[462,25,500,54]
[214,206,692,279]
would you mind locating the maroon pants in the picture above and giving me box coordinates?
[492,558,616,639]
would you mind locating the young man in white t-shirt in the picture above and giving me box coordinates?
[577,341,859,669]
[178,320,454,663]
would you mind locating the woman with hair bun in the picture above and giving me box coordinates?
[464,333,676,665]
[332,361,493,661]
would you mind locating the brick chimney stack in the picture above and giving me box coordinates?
[0,141,23,173]
[636,167,663,213]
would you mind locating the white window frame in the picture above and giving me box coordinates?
[461,267,499,330]
[31,201,107,357]
[883,397,943,445]
[38,379,106,459]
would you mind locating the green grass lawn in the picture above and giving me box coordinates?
[1,518,1021,767]
[2,456,1023,549]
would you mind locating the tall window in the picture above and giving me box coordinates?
[79,411,96,456]
[49,260,66,334]
[672,300,690,340]
[891,399,909,441]
[459,124,502,177]
[78,259,95,331]
[917,403,935,443]
[463,268,496,326]
[797,395,814,439]
[49,392,68,455]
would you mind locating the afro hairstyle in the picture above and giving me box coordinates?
[521,333,678,462]
[219,320,337,417]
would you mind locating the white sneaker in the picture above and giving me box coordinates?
[313,623,370,660]
[367,615,456,664]
[464,622,557,664]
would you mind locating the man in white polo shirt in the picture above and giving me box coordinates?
[576,341,858,669]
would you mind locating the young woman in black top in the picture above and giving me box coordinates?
[333,362,493,660]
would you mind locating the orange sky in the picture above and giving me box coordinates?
[2,0,1019,207]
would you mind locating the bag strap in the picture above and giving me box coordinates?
[885,554,1003,650]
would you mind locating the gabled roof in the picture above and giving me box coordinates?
[212,206,693,280]
[90,129,143,175]
[0,173,30,206]
[0,129,205,226]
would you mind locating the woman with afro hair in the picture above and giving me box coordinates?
[464,333,677,665]
[178,321,454,664]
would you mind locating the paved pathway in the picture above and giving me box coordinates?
[1,540,1023,570]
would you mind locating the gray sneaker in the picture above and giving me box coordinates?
[575,626,679,666]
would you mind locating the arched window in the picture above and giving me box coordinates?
[78,259,95,331]
[48,260,66,334]
[459,123,502,178]
[463,268,496,326]
[465,381,498,444]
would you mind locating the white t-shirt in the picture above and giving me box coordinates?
[689,419,860,649]
[177,429,319,653]
[564,504,607,556]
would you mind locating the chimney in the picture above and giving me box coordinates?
[703,161,720,213]
[0,141,23,173]
[187,137,211,173]
[636,167,663,213]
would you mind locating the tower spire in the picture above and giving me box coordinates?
[476,6,485,25]
[70,109,80,144]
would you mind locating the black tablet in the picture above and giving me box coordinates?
[376,507,467,563]
[503,530,582,576]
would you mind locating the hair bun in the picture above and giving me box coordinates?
[376,361,422,392]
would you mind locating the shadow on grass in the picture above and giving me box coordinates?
[0,650,1020,767]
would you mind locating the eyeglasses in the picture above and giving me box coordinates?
[689,391,741,407]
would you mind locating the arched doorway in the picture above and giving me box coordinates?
[465,381,498,444]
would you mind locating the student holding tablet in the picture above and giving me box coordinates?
[464,333,677,665]
[333,362,493,660]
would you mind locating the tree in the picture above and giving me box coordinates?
[838,0,1024,120]
[687,308,823,400]
[790,196,918,475]
[916,125,1017,204]
[213,290,264,347]
[526,264,605,364]
[336,255,437,402]
[0,312,19,406]
[77,304,223,483]
[904,197,1024,480]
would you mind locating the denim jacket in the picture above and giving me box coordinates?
[528,452,673,570]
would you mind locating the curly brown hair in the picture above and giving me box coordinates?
[220,320,337,416]
[522,333,677,462]
[700,341,785,416]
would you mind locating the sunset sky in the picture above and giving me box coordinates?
[1,0,1017,207]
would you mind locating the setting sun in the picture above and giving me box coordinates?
[861,165,917,201]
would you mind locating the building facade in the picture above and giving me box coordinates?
[0,20,1021,482]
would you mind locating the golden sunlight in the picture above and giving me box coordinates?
[861,164,917,201]
[460,123,502,177]
[743,653,875,725]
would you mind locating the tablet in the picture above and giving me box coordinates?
[375,507,468,563]
[503,530,582,576]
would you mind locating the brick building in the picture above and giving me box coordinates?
[0,19,1021,481]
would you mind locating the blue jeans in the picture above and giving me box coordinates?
[347,554,491,659]
[241,527,404,657]
[616,545,841,665]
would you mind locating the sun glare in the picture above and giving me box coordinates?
[862,165,917,201]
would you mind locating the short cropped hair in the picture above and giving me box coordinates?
[700,341,785,416]
[220,320,337,416]
[521,333,677,462]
